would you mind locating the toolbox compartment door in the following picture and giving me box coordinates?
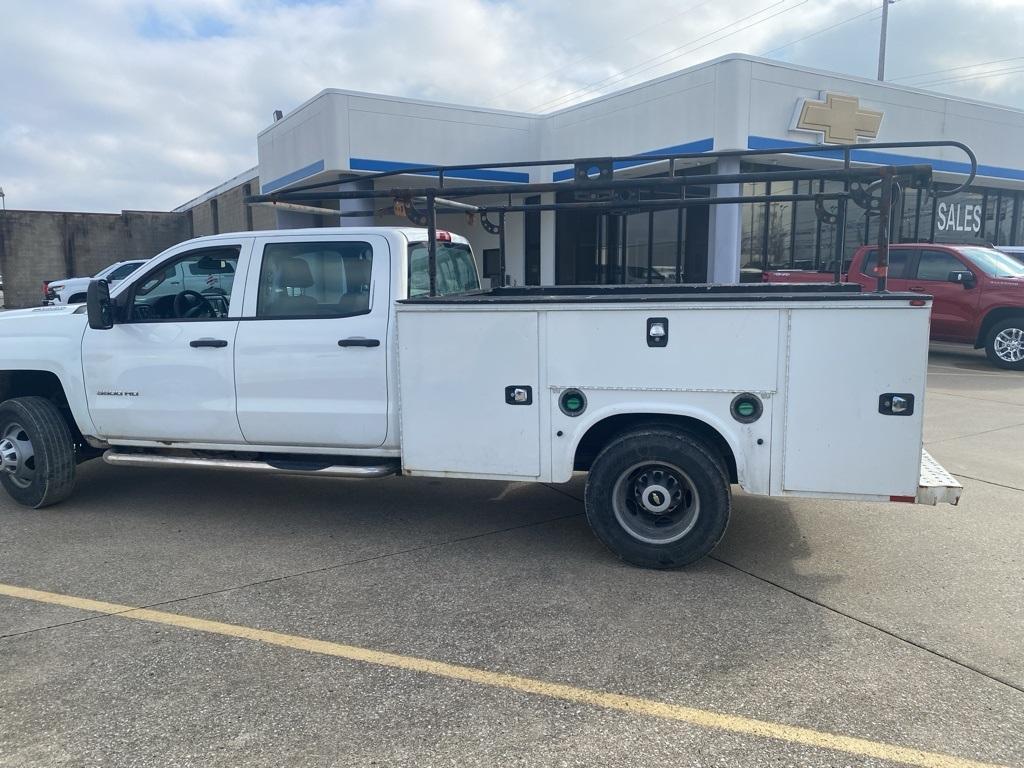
[397,309,541,478]
[781,306,930,497]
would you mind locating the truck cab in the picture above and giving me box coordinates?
[80,227,477,452]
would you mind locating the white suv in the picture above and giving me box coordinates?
[44,260,148,306]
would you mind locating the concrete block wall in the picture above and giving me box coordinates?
[187,180,277,237]
[0,210,192,309]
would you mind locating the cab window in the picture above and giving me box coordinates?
[107,262,143,281]
[915,250,966,281]
[408,242,480,297]
[129,246,239,321]
[256,241,373,318]
[860,249,913,279]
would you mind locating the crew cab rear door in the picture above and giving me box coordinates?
[233,234,390,449]
[854,247,916,292]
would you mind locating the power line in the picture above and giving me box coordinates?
[891,55,1024,83]
[530,0,809,112]
[486,0,719,106]
[759,6,881,57]
[529,0,795,112]
[913,64,1024,89]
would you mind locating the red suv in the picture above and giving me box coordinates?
[764,244,1024,370]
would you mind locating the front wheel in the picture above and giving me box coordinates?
[584,430,731,569]
[0,397,76,508]
[984,317,1024,370]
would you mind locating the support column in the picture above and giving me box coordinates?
[337,178,375,226]
[707,156,743,283]
[540,192,556,285]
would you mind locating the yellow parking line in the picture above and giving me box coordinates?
[0,581,1007,768]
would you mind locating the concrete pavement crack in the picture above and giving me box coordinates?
[951,472,1024,493]
[924,420,1024,446]
[709,555,1024,696]
[929,389,1024,408]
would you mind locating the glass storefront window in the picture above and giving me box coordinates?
[766,181,793,268]
[792,180,818,269]
[651,209,681,282]
[624,212,649,283]
[896,186,920,243]
[740,181,767,271]
[990,192,1016,246]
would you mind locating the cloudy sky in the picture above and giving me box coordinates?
[2,0,1023,213]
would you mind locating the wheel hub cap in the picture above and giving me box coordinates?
[994,328,1024,363]
[639,482,674,513]
[0,423,35,489]
[612,463,701,545]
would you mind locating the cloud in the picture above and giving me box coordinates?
[1,0,1022,212]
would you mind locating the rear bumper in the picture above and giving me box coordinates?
[910,450,963,506]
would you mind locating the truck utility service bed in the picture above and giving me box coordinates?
[397,284,957,505]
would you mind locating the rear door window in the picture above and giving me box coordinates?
[860,249,913,279]
[257,241,373,318]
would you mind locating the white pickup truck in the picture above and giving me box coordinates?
[44,259,148,306]
[0,225,962,568]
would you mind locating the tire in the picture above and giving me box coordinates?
[68,293,87,305]
[984,317,1024,370]
[584,429,731,569]
[0,396,76,508]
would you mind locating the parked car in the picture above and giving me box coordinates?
[763,243,1024,370]
[43,260,148,306]
[0,226,960,570]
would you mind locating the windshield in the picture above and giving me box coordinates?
[408,242,480,297]
[960,247,1024,278]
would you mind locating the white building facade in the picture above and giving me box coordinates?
[247,54,1024,285]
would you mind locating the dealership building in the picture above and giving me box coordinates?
[178,53,1024,286]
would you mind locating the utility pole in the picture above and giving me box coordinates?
[877,0,893,81]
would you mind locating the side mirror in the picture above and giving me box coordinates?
[86,279,113,330]
[948,270,976,289]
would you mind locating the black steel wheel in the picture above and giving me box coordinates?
[585,429,731,569]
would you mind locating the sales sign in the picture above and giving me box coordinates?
[936,201,982,234]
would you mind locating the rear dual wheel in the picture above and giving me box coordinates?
[584,430,731,569]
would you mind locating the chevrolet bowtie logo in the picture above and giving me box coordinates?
[793,92,883,145]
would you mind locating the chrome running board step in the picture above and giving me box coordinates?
[103,450,397,479]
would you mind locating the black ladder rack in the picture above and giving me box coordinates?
[244,140,978,296]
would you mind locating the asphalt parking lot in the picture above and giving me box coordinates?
[1,345,1022,768]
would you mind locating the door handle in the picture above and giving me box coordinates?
[190,338,228,348]
[338,338,380,347]
[909,286,926,292]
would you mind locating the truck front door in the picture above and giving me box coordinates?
[232,235,390,449]
[82,242,250,443]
